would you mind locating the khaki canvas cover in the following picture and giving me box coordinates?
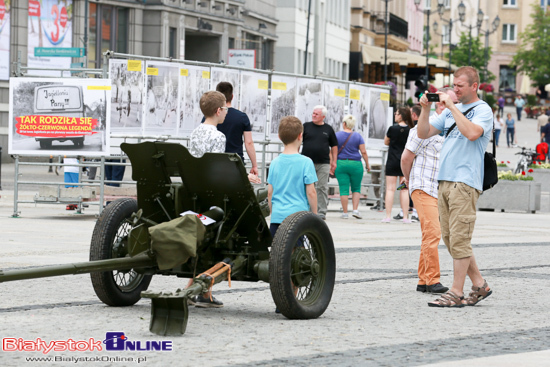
[149,215,205,270]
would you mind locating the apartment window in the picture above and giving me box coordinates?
[443,24,450,44]
[169,28,177,58]
[443,0,450,7]
[503,0,517,6]
[88,4,129,68]
[502,23,517,42]
[425,0,431,9]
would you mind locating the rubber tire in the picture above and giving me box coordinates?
[269,211,336,319]
[90,198,152,306]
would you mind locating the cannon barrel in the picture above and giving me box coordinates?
[0,253,156,283]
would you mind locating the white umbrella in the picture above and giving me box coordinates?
[545,84,550,92]
[519,74,533,94]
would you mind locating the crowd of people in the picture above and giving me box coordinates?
[174,67,498,309]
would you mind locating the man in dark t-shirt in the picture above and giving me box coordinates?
[302,105,338,220]
[202,82,258,175]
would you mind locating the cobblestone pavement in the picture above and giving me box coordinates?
[1,196,549,367]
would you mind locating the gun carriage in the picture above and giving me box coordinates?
[0,142,336,336]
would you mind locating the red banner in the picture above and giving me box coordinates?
[0,0,6,21]
[15,115,99,138]
[29,0,41,17]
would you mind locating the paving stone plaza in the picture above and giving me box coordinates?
[1,107,549,366]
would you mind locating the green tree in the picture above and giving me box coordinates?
[447,32,494,83]
[512,4,550,87]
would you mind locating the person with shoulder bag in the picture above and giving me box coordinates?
[334,115,370,219]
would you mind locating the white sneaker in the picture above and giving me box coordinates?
[341,213,349,219]
[352,210,362,219]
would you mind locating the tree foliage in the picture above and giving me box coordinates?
[448,32,494,83]
[512,4,550,87]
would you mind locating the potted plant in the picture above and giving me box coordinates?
[477,170,541,213]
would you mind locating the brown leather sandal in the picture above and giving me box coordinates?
[465,280,492,306]
[428,291,465,308]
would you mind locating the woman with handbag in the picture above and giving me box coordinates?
[334,115,371,219]
[382,107,414,223]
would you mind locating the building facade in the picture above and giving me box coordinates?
[275,0,350,79]
[0,0,279,161]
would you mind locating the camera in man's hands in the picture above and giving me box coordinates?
[426,93,440,102]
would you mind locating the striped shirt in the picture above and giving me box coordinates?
[405,126,444,198]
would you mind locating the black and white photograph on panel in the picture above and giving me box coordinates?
[109,59,144,134]
[210,67,241,110]
[144,61,180,135]
[295,78,322,125]
[322,81,348,133]
[240,71,269,139]
[178,65,211,135]
[348,84,370,142]
[8,77,111,156]
[270,75,297,140]
[368,88,391,148]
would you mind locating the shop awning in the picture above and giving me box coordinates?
[361,45,458,72]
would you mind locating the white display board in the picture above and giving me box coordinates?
[240,71,269,139]
[9,77,111,156]
[322,81,348,133]
[270,75,297,140]
[295,78,322,125]
[144,61,180,135]
[178,64,211,135]
[109,59,144,134]
[227,49,256,69]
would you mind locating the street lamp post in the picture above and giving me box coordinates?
[457,1,484,65]
[479,15,500,83]
[414,0,435,82]
[382,0,393,82]
[434,0,459,85]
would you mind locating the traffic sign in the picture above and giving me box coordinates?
[34,47,86,57]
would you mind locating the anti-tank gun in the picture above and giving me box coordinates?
[0,142,335,336]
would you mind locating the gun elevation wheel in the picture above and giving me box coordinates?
[269,211,336,319]
[90,198,152,306]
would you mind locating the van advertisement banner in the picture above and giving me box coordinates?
[0,0,9,80]
[28,0,73,76]
[8,77,111,156]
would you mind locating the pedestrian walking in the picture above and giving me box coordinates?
[334,115,371,219]
[505,113,515,148]
[494,113,503,147]
[514,95,525,121]
[381,107,414,224]
[301,105,338,220]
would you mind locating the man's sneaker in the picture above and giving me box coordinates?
[341,213,349,219]
[416,284,427,293]
[393,213,403,220]
[193,295,224,308]
[427,283,449,294]
[352,210,362,219]
[411,215,420,222]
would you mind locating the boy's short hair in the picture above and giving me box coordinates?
[278,116,303,144]
[200,91,226,117]
[216,82,233,102]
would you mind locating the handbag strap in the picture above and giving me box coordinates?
[444,104,495,158]
[338,132,354,154]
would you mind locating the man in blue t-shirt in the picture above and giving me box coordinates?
[417,66,493,308]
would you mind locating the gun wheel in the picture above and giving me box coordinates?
[90,198,152,306]
[269,211,336,319]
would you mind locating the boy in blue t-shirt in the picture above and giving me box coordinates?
[267,116,318,236]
